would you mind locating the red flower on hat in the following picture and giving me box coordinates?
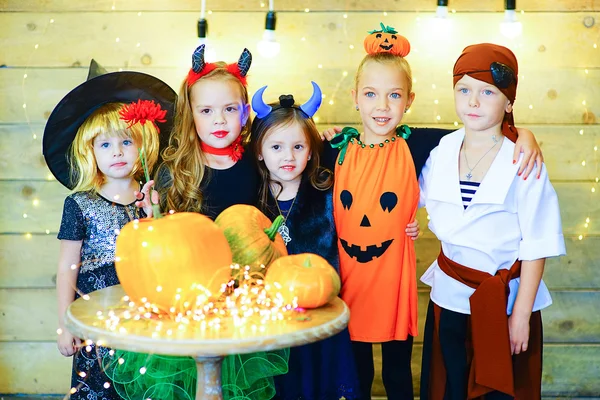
[119,100,167,132]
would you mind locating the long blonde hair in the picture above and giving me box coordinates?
[70,102,160,193]
[158,64,251,213]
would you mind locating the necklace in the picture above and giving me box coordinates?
[463,135,501,181]
[273,193,297,245]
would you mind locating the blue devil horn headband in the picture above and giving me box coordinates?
[251,81,322,119]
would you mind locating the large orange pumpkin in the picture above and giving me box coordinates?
[363,22,410,57]
[115,212,233,311]
[214,205,288,274]
[265,253,341,309]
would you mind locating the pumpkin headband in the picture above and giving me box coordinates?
[364,22,411,57]
[187,44,252,87]
[252,81,323,119]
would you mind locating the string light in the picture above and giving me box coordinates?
[500,0,522,39]
[197,0,217,62]
[257,0,281,58]
[431,0,452,34]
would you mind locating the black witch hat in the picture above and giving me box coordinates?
[43,60,177,189]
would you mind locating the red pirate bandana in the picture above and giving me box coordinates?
[453,43,519,142]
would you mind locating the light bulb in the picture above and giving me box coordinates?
[257,10,280,58]
[436,1,449,19]
[500,9,522,39]
[430,4,452,36]
[198,37,217,62]
[257,29,280,58]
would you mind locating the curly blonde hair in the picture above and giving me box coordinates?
[157,64,251,213]
[70,102,159,193]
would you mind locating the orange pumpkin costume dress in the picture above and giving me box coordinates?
[333,126,419,342]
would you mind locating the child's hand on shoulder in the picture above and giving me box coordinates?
[514,127,544,180]
[134,180,160,218]
[57,329,80,357]
[321,126,343,142]
[405,219,420,241]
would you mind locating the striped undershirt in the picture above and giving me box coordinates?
[459,180,481,209]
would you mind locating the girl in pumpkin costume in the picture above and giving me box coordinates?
[105,45,288,400]
[43,61,176,399]
[325,25,544,399]
[418,44,565,400]
[250,82,362,399]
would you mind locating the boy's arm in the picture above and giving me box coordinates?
[509,258,545,355]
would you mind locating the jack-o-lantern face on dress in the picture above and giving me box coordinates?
[338,189,399,263]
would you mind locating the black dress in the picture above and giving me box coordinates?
[156,150,259,219]
[57,191,142,399]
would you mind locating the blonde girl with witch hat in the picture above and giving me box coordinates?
[43,62,175,398]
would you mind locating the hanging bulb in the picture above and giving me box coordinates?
[500,0,522,39]
[197,18,217,62]
[430,0,452,35]
[436,0,449,18]
[257,11,280,58]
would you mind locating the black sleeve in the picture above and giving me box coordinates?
[57,196,85,240]
[406,127,453,178]
[320,142,340,172]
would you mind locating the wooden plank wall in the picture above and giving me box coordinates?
[1,0,599,396]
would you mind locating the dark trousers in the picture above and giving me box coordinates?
[352,337,414,400]
[421,300,541,400]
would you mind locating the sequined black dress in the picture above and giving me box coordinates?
[57,191,142,399]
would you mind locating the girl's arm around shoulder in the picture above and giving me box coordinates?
[516,162,566,261]
[406,127,454,178]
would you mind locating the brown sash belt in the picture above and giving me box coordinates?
[426,251,542,399]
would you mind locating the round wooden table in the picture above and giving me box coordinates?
[65,285,349,400]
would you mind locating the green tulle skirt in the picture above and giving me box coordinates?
[103,349,289,400]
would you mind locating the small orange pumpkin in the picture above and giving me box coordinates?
[265,253,341,309]
[115,212,233,311]
[214,205,288,274]
[363,22,410,57]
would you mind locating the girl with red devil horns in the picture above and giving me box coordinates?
[109,45,289,400]
[145,44,257,218]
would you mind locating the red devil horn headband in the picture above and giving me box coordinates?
[187,44,252,87]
